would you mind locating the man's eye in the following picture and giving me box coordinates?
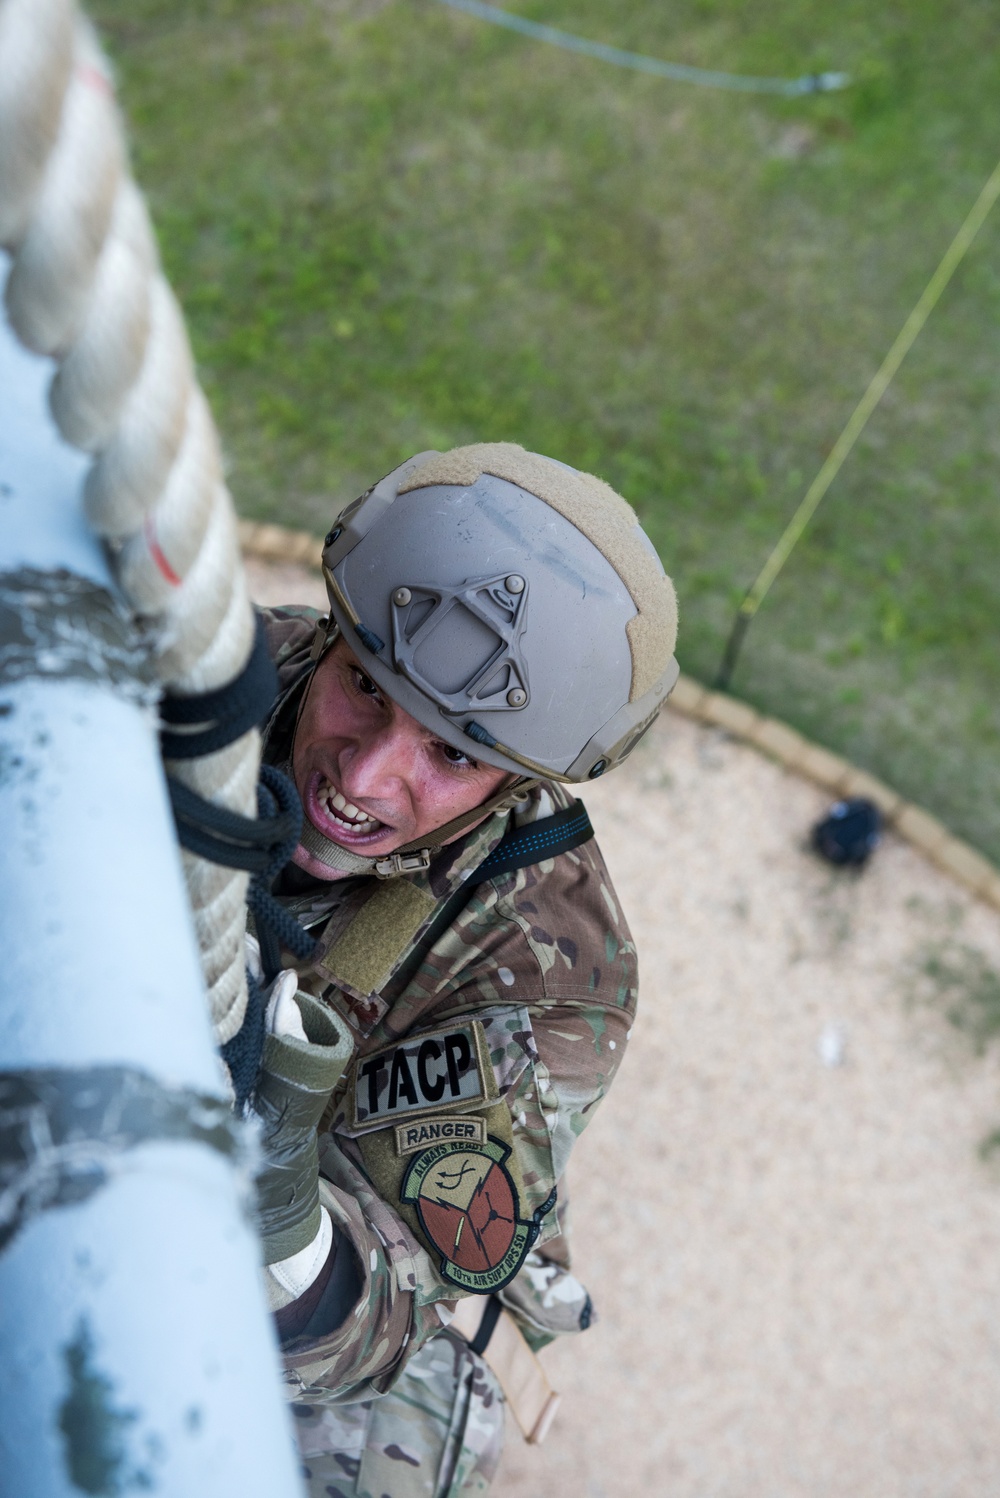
[352,669,380,697]
[441,743,476,768]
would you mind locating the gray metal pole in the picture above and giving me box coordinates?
[0,269,304,1494]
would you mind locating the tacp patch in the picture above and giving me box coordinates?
[394,1115,487,1156]
[400,1135,555,1293]
[351,1021,494,1131]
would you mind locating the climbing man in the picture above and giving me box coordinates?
[238,442,678,1496]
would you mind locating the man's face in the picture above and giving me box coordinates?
[290,637,510,879]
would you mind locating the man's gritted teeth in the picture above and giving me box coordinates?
[305,771,393,844]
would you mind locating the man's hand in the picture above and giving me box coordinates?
[251,971,353,1267]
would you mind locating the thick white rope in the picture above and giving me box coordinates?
[0,0,259,1046]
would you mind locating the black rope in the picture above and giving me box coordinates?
[245,771,318,1103]
[167,763,302,877]
[167,762,319,979]
[159,620,315,1105]
[220,972,268,1113]
[167,771,300,874]
[160,613,278,759]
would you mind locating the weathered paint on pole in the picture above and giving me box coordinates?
[0,262,304,1495]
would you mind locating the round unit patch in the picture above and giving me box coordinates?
[400,1135,552,1293]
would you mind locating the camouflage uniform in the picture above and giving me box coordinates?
[260,607,638,1497]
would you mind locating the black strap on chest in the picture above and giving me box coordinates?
[467,1295,504,1355]
[384,798,594,1001]
[463,799,593,890]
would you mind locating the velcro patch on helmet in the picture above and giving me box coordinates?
[398,442,677,701]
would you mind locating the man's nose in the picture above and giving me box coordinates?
[336,721,420,800]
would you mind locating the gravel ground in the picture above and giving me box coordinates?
[246,558,1000,1498]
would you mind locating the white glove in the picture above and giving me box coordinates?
[263,1203,333,1313]
[243,942,335,1308]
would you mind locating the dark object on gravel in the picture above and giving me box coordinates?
[812,797,882,867]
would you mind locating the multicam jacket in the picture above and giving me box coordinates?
[260,607,638,1406]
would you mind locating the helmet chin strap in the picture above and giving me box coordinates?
[296,817,403,877]
[295,779,536,880]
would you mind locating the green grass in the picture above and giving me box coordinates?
[92,0,1000,858]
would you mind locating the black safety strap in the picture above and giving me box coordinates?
[464,799,593,889]
[468,1296,504,1356]
[385,799,594,1001]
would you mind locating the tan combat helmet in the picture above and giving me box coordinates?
[302,443,679,875]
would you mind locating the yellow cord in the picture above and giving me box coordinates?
[738,153,1000,623]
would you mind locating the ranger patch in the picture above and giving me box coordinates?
[394,1115,486,1156]
[351,1021,493,1130]
[400,1135,555,1292]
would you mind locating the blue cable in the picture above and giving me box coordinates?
[433,0,850,97]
